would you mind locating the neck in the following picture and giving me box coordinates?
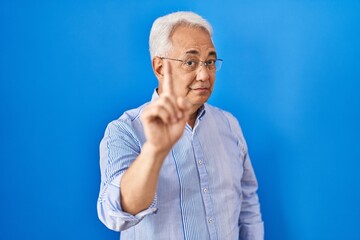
[187,107,200,128]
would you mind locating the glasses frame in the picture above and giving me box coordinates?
[159,57,223,72]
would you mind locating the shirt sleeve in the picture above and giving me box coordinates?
[97,120,158,231]
[223,112,264,240]
[238,153,264,240]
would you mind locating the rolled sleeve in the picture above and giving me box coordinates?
[97,120,157,231]
[97,173,158,231]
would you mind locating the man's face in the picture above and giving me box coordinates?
[158,25,217,110]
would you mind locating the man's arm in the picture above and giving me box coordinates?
[120,60,192,215]
[222,111,264,239]
[239,153,264,240]
[119,142,171,215]
[97,61,192,230]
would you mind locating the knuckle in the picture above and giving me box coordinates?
[159,96,175,109]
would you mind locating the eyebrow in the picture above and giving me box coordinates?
[185,50,217,58]
[208,51,217,58]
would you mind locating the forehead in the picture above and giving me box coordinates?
[170,25,215,56]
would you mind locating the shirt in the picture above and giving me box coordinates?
[97,91,264,240]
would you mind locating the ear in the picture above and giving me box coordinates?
[152,57,164,80]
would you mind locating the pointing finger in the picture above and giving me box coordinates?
[162,59,175,96]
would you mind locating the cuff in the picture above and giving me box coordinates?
[239,221,264,240]
[97,173,158,231]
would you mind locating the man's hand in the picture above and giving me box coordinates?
[141,60,192,154]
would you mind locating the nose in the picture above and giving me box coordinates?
[195,64,210,81]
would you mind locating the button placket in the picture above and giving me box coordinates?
[192,135,218,239]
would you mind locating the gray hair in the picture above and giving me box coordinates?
[149,11,213,60]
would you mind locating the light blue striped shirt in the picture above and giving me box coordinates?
[97,91,264,240]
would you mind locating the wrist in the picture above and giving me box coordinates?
[142,142,171,163]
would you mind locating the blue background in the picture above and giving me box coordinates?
[1,1,360,239]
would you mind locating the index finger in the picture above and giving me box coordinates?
[162,59,175,96]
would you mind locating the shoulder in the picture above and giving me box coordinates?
[104,102,149,145]
[111,102,149,126]
[118,102,149,123]
[204,103,240,129]
[204,103,248,151]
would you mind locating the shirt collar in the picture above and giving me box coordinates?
[151,89,160,102]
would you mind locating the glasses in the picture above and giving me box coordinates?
[160,57,223,72]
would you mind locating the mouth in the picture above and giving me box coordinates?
[190,84,211,91]
[192,87,209,90]
[190,87,211,95]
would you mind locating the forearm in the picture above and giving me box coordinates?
[120,142,170,215]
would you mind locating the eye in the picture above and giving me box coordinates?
[184,60,197,67]
[205,59,216,66]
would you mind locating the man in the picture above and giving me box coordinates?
[97,11,264,240]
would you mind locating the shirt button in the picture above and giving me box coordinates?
[208,218,213,224]
[203,188,208,193]
[198,159,203,165]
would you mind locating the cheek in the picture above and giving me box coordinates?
[173,75,194,95]
[203,75,216,92]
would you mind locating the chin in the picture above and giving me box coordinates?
[187,90,212,106]
[191,96,210,106]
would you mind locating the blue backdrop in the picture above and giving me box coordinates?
[1,1,359,239]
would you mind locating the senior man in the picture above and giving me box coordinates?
[97,11,264,240]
